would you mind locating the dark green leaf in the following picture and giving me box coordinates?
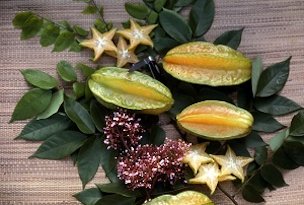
[53,31,75,52]
[289,110,304,136]
[82,5,98,14]
[59,20,73,32]
[32,131,87,159]
[95,194,136,205]
[73,25,89,36]
[251,57,263,97]
[154,0,167,12]
[21,69,58,89]
[174,0,194,7]
[242,185,265,203]
[76,63,95,78]
[237,82,252,110]
[20,15,43,40]
[284,141,304,166]
[252,112,285,133]
[17,114,71,141]
[94,19,108,33]
[36,89,64,120]
[69,40,82,52]
[77,136,103,188]
[272,147,299,170]
[12,11,33,29]
[269,129,289,151]
[150,125,166,146]
[56,60,77,82]
[85,80,94,100]
[100,141,119,183]
[96,183,139,197]
[90,100,107,132]
[147,10,158,24]
[247,172,268,193]
[245,132,267,148]
[189,0,214,37]
[11,88,52,122]
[169,93,195,117]
[73,82,85,99]
[287,135,304,144]
[260,164,288,187]
[256,57,291,97]
[229,140,250,157]
[198,87,234,104]
[40,22,60,47]
[214,28,244,49]
[254,146,267,165]
[159,8,192,43]
[64,98,95,134]
[254,95,301,116]
[153,37,179,53]
[125,3,150,20]
[73,188,102,205]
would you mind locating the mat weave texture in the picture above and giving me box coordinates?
[1,0,304,204]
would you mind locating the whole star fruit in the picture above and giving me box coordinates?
[162,42,252,86]
[144,191,214,205]
[88,67,174,114]
[177,100,253,140]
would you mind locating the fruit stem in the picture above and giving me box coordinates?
[218,184,238,205]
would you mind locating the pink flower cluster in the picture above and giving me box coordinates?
[103,109,144,150]
[117,139,191,190]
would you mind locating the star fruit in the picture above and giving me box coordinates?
[210,146,254,182]
[80,27,117,61]
[116,19,157,50]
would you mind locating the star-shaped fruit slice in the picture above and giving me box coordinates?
[182,143,213,174]
[210,146,254,182]
[116,19,157,50]
[188,163,220,194]
[80,27,117,61]
[106,37,138,67]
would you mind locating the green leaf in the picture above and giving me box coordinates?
[269,129,289,151]
[36,89,64,120]
[20,15,43,40]
[32,131,87,159]
[214,28,244,49]
[272,147,299,170]
[53,31,75,52]
[40,22,60,47]
[73,188,103,205]
[64,98,95,134]
[73,82,85,99]
[283,141,304,166]
[198,87,234,104]
[189,0,214,37]
[245,132,267,148]
[77,136,103,188]
[17,114,71,141]
[90,100,107,132]
[242,185,265,203]
[56,60,77,82]
[82,5,98,14]
[150,125,166,146]
[11,88,52,122]
[59,20,73,32]
[153,36,179,53]
[289,110,304,136]
[21,69,58,89]
[254,95,301,116]
[96,183,138,197]
[95,194,136,205]
[260,164,288,187]
[159,8,192,43]
[76,63,95,78]
[154,0,167,12]
[125,3,150,20]
[12,11,33,29]
[73,25,89,36]
[229,140,250,157]
[169,93,195,117]
[251,57,263,97]
[94,19,108,33]
[254,146,267,165]
[256,57,291,97]
[247,172,268,194]
[69,40,82,52]
[100,141,119,183]
[174,0,195,7]
[252,112,285,133]
[147,10,158,24]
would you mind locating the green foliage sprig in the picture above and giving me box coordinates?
[10,0,304,204]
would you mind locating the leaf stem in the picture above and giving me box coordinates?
[218,184,238,205]
[35,13,66,30]
[90,0,108,31]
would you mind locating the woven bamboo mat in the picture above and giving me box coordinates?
[1,0,304,204]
